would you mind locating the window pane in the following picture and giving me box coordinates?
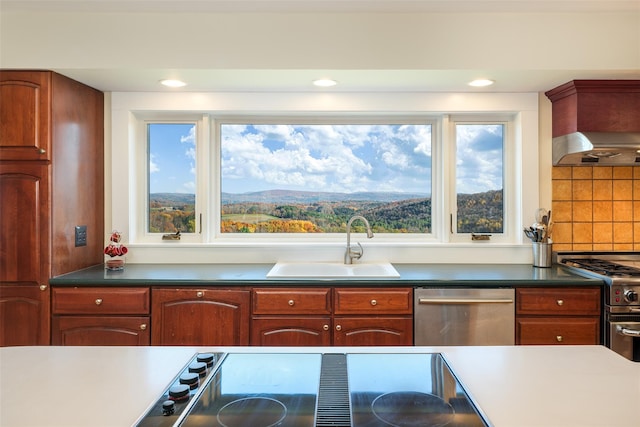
[147,123,196,233]
[220,123,432,233]
[455,124,504,233]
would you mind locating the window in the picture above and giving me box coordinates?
[454,123,504,234]
[218,121,433,234]
[146,122,197,234]
[139,116,515,242]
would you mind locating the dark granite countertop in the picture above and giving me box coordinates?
[49,263,602,287]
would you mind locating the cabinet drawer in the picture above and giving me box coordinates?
[334,288,413,314]
[253,288,331,314]
[516,317,600,345]
[516,287,600,315]
[52,287,150,315]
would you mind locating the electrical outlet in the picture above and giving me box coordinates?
[75,225,87,247]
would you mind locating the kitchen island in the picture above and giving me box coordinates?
[1,345,637,427]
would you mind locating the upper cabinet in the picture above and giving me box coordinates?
[545,80,640,137]
[0,71,51,161]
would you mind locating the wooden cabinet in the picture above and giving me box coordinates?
[0,71,51,160]
[251,288,331,346]
[0,284,50,346]
[545,80,640,136]
[0,163,50,346]
[515,287,601,345]
[333,288,413,346]
[333,317,413,346]
[152,288,250,346]
[250,287,413,346]
[51,287,150,346]
[0,70,104,346]
[251,317,332,346]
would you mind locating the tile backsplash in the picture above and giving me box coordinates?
[551,166,640,251]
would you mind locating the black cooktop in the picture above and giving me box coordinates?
[136,352,487,427]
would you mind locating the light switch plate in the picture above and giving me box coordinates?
[75,225,87,247]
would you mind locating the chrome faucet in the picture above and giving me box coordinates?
[345,215,374,264]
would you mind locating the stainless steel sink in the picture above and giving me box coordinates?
[266,262,400,278]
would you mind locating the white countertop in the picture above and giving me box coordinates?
[1,345,638,427]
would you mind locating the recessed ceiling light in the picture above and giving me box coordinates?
[468,79,495,87]
[313,78,338,87]
[160,79,187,88]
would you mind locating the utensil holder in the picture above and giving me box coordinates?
[532,242,552,268]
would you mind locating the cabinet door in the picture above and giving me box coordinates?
[52,316,150,346]
[0,163,49,285]
[333,317,413,346]
[0,284,50,346]
[251,317,331,346]
[0,71,51,161]
[152,288,250,346]
[0,163,50,346]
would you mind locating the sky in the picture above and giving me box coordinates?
[148,123,196,194]
[148,122,503,196]
[220,123,433,195]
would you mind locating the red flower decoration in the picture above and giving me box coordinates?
[104,230,128,258]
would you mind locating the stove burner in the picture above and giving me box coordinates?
[371,391,455,427]
[562,258,640,278]
[217,397,287,427]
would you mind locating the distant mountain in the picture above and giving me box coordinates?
[150,193,195,204]
[221,189,429,204]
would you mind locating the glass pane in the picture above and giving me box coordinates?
[220,123,432,233]
[455,124,504,233]
[147,123,196,233]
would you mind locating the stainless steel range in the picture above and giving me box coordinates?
[135,352,488,427]
[557,251,640,361]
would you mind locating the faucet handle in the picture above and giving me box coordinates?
[349,242,364,260]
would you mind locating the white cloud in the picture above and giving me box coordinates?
[221,123,432,194]
[149,153,159,173]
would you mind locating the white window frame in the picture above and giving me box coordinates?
[447,114,516,244]
[132,113,208,244]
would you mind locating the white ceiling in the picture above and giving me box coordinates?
[2,0,639,93]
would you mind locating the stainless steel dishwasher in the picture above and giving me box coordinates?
[414,288,515,346]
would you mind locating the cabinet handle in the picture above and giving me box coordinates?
[140,324,147,331]
[38,148,46,154]
[323,324,329,331]
[196,291,204,298]
[39,285,47,291]
[288,299,295,306]
[556,335,563,342]
[335,325,342,331]
[370,299,377,306]
[556,299,564,306]
[95,298,103,306]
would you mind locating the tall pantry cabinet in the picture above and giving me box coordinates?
[0,71,104,346]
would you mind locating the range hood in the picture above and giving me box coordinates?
[552,132,640,166]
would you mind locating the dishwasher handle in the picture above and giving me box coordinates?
[418,298,514,304]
